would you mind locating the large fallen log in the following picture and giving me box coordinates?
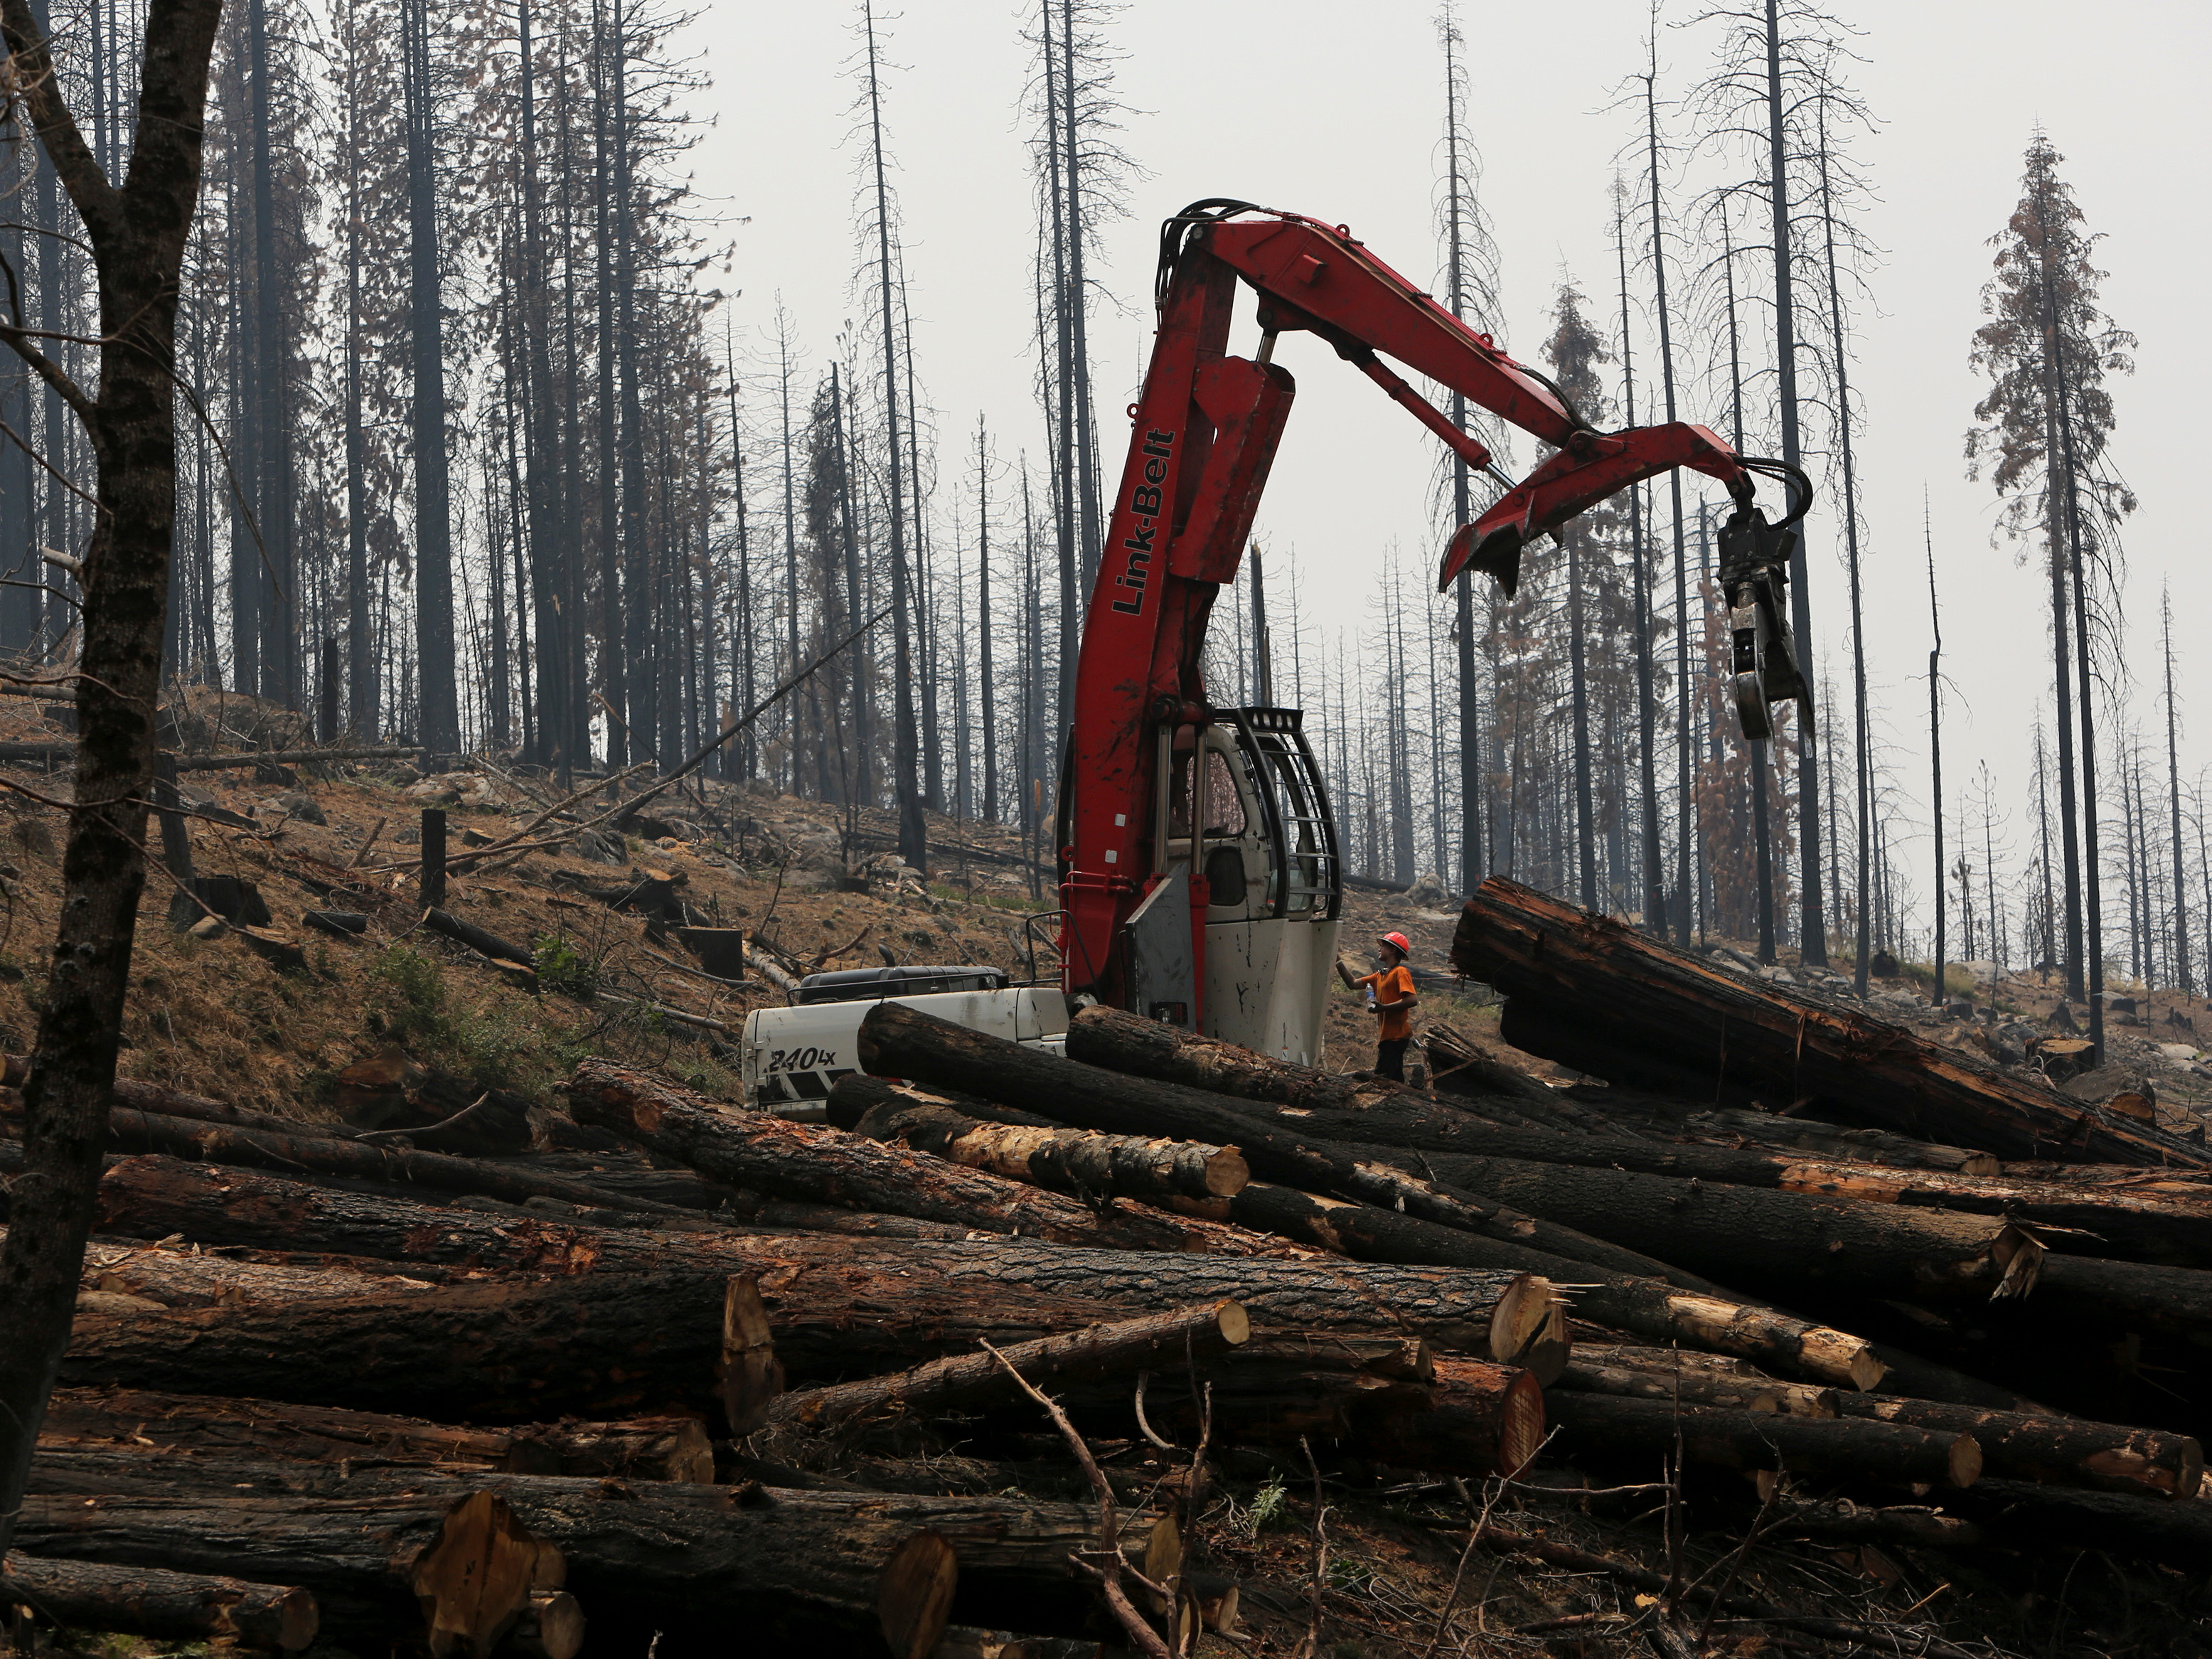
[565,1058,1274,1254]
[1758,1156,2212,1269]
[1052,1338,1544,1481]
[485,1150,747,1213]
[57,1269,766,1426]
[40,1386,716,1482]
[770,1301,1252,1431]
[1945,1478,2212,1571]
[19,1453,1151,1650]
[0,1554,319,1652]
[1518,1258,1883,1391]
[1828,1393,2201,1500]
[1449,875,2208,1166]
[1345,1356,1547,1481]
[36,1101,702,1221]
[1684,1107,2001,1175]
[1554,1357,1839,1417]
[1062,1032,2066,1241]
[90,1157,1564,1375]
[1546,1394,1983,1488]
[1059,1003,1508,1113]
[2032,1252,2212,1347]
[1394,1150,2049,1304]
[858,1003,1735,1294]
[848,1086,1251,1204]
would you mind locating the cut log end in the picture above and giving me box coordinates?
[1214,1299,1252,1348]
[1791,1324,1887,1392]
[1206,1148,1253,1197]
[1500,1368,1546,1479]
[410,1491,557,1658]
[1492,1274,1567,1382]
[269,1582,321,1653]
[1950,1434,1984,1488]
[877,1530,958,1659]
[511,1591,587,1659]
[721,1274,784,1436]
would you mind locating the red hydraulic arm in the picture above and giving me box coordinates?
[1058,201,1807,1013]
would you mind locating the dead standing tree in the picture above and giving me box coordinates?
[0,0,227,1557]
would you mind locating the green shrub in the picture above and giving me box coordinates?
[533,934,601,1000]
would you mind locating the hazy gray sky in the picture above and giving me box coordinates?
[690,0,2211,909]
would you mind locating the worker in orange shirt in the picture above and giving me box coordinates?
[1338,930,1418,1082]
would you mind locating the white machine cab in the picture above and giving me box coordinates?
[740,964,1069,1112]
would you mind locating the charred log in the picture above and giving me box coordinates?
[1450,877,2207,1166]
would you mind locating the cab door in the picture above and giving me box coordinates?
[1198,709,1342,1063]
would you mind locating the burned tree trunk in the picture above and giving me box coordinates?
[858,1003,1731,1294]
[0,0,229,1559]
[1064,1003,1550,1109]
[20,1453,1150,1650]
[89,1157,1564,1376]
[1547,1394,1982,1488]
[565,1059,1271,1253]
[1555,1359,1839,1418]
[1396,1150,2049,1305]
[1450,876,2208,1166]
[41,1387,715,1483]
[770,1301,1251,1432]
[851,1092,1251,1204]
[1758,1158,2212,1269]
[0,1554,319,1652]
[1829,1393,2201,1500]
[1345,1357,1547,1481]
[35,1101,698,1220]
[55,1270,764,1426]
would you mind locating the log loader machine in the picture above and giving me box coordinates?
[742,199,1811,1107]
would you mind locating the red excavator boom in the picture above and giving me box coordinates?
[1058,200,1809,1025]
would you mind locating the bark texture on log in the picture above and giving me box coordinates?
[771,1301,1250,1431]
[1450,876,2208,1166]
[1946,1478,2212,1570]
[92,1158,1558,1375]
[38,1387,715,1482]
[0,1553,318,1650]
[1761,1157,2212,1269]
[56,1270,747,1423]
[1554,1360,1838,1417]
[19,1453,1151,1647]
[1153,1183,1557,1377]
[856,1094,1250,1204]
[483,1153,745,1215]
[1345,1357,1547,1481]
[1064,1004,1487,1112]
[77,1104,697,1219]
[860,1003,1730,1296]
[828,1074,1059,1133]
[1829,1394,2201,1500]
[1685,1107,2000,1175]
[567,1057,1273,1254]
[1546,1393,1982,1488]
[1404,1150,2049,1304]
[2032,1253,2212,1347]
[1064,1334,1438,1444]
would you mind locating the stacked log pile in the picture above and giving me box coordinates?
[4,873,2209,1654]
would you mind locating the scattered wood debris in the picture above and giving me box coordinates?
[4,810,2211,1655]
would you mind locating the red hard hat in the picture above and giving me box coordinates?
[1379,932,1412,955]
